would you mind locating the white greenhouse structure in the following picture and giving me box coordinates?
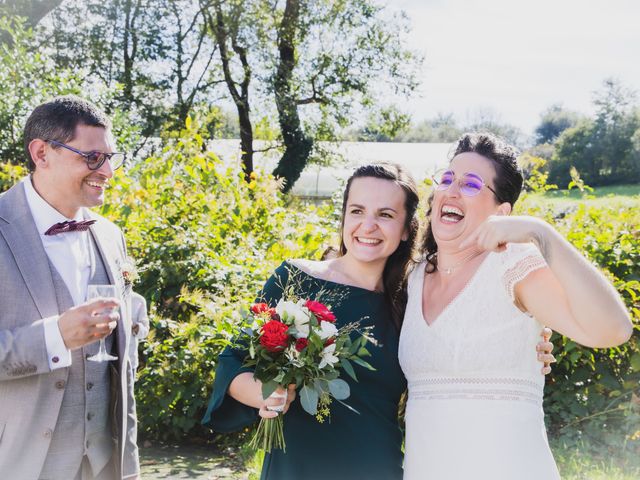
[209,140,453,198]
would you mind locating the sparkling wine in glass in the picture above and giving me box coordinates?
[86,284,119,362]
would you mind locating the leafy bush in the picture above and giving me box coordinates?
[101,117,337,441]
[0,162,25,193]
[517,190,640,462]
[0,16,84,166]
[1,122,636,452]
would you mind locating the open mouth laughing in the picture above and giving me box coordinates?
[440,204,465,224]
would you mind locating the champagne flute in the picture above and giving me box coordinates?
[87,284,119,362]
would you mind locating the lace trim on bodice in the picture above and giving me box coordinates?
[504,254,547,302]
[408,377,544,406]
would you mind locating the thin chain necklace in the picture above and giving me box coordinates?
[436,250,484,275]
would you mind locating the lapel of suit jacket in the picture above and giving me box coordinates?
[87,216,130,373]
[0,182,59,319]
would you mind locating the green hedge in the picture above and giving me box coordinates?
[517,192,640,461]
[101,118,337,441]
[1,122,637,456]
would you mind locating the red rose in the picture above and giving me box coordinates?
[295,338,309,352]
[305,300,336,323]
[260,320,290,353]
[251,302,277,318]
[324,338,335,347]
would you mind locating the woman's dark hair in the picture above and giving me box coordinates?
[338,163,420,329]
[421,132,523,272]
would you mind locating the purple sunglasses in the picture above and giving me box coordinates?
[432,170,497,197]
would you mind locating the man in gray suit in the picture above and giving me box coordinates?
[0,96,140,479]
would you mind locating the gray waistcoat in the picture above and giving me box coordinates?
[39,235,114,480]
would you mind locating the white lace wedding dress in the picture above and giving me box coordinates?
[399,243,561,480]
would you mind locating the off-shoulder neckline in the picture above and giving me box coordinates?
[283,260,384,295]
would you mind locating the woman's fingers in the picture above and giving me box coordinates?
[258,405,279,419]
[536,328,556,376]
[259,384,297,417]
[259,386,290,418]
[536,341,554,354]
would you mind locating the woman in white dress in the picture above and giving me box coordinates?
[399,133,633,480]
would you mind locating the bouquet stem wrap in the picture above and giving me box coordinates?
[249,415,285,453]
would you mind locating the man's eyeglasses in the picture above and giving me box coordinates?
[47,140,126,171]
[432,169,497,197]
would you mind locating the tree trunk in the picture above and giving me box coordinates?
[121,0,137,103]
[204,0,254,179]
[271,0,313,193]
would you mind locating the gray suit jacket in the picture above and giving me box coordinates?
[0,182,139,479]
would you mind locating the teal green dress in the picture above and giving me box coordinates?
[203,261,406,480]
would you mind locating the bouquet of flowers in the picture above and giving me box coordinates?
[240,295,375,452]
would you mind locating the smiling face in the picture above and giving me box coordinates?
[431,152,511,247]
[34,124,115,218]
[341,176,409,267]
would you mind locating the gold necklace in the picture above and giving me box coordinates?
[437,250,484,275]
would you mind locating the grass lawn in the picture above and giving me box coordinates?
[552,442,640,480]
[519,184,640,217]
[525,183,639,207]
[544,184,640,199]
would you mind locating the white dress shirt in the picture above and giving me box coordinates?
[22,177,92,370]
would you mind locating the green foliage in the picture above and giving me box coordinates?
[128,123,637,447]
[394,113,462,143]
[548,79,640,187]
[358,106,411,142]
[0,162,26,193]
[0,15,83,165]
[100,117,337,440]
[534,104,583,145]
[519,153,557,193]
[567,166,594,194]
[517,190,640,461]
[552,436,640,479]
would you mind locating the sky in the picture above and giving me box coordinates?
[390,0,640,136]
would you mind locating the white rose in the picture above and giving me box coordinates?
[319,343,339,369]
[276,299,310,338]
[318,321,338,340]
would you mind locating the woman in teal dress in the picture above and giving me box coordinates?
[203,163,420,479]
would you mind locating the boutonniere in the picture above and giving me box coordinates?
[118,256,140,287]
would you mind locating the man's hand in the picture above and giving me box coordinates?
[537,327,556,375]
[58,298,120,350]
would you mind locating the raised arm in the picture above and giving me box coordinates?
[462,215,633,347]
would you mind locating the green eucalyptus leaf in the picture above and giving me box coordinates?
[328,379,350,400]
[299,385,319,415]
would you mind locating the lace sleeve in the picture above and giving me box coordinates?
[502,243,548,302]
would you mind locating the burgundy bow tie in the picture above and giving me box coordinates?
[44,220,97,236]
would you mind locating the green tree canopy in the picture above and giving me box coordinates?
[549,79,640,187]
[534,104,583,145]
